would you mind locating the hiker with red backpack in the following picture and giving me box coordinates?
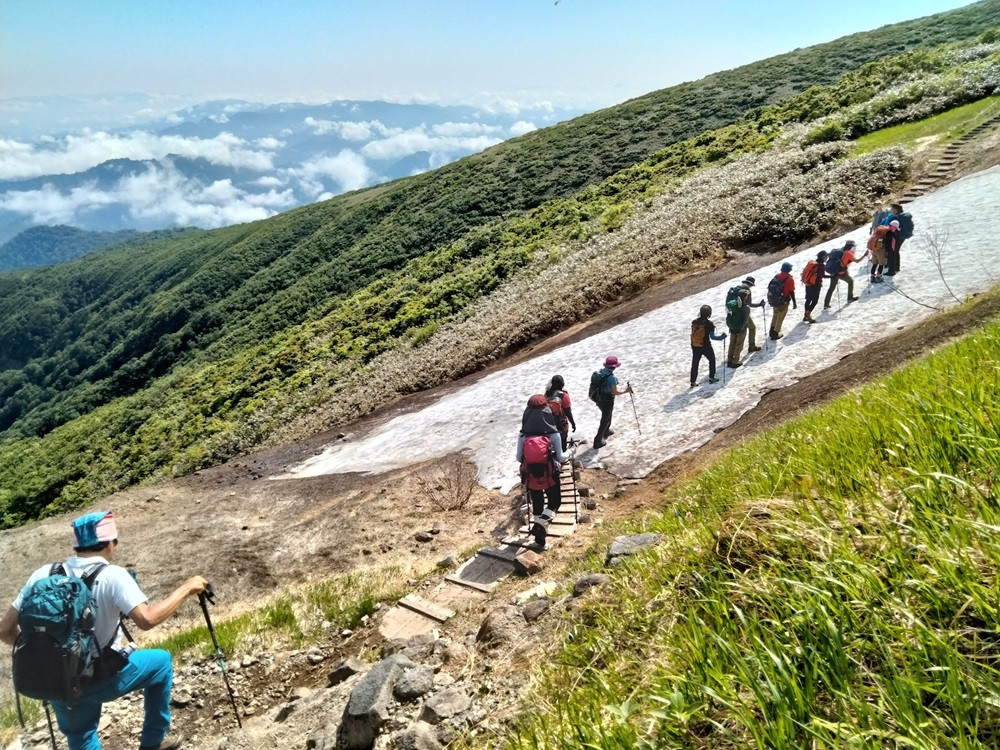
[544,375,576,449]
[867,223,891,283]
[690,305,727,387]
[0,511,208,750]
[823,240,867,310]
[589,355,632,449]
[516,395,574,548]
[766,262,797,340]
[801,250,828,323]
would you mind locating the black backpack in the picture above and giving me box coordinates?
[766,275,787,307]
[825,249,845,275]
[13,563,107,703]
[896,213,914,240]
[589,371,610,404]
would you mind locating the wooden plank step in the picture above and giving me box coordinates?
[478,546,517,563]
[397,593,455,623]
[444,574,496,594]
[519,524,575,537]
[379,604,439,640]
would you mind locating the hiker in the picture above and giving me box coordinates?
[885,203,914,273]
[0,510,208,750]
[823,240,867,310]
[690,305,727,386]
[516,395,573,547]
[870,203,892,234]
[589,355,632,449]
[725,277,764,368]
[801,250,828,323]
[544,374,576,449]
[766,262,797,340]
[867,222,892,282]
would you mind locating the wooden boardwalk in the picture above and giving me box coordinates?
[379,458,588,639]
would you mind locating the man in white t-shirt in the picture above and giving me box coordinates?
[0,511,208,750]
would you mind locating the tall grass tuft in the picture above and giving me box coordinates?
[503,315,1000,749]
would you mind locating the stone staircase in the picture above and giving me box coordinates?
[378,457,591,640]
[899,111,1000,203]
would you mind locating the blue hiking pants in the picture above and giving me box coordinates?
[52,648,173,750]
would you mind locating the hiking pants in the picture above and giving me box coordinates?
[770,304,789,336]
[886,246,900,275]
[594,398,615,446]
[746,315,758,348]
[690,345,716,384]
[727,328,747,365]
[824,273,854,307]
[804,283,822,315]
[528,474,561,517]
[52,649,173,750]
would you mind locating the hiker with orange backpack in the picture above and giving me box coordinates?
[801,250,828,323]
[823,240,867,310]
[516,395,574,548]
[766,262,797,340]
[544,375,576,449]
[690,305,727,387]
[867,223,891,283]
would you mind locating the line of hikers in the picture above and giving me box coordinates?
[516,204,915,543]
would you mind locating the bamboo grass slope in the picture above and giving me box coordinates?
[504,306,1000,750]
[4,17,1000,525]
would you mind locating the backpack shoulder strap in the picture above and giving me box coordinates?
[80,563,108,590]
[49,563,65,577]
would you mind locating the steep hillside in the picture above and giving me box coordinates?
[2,3,1000,526]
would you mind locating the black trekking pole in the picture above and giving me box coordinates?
[721,343,727,385]
[626,381,641,435]
[199,584,243,728]
[761,305,768,352]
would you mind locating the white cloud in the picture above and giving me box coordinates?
[0,163,297,229]
[292,149,375,192]
[509,121,537,136]
[303,117,391,141]
[255,136,285,149]
[431,122,502,137]
[361,127,501,161]
[254,175,285,187]
[0,131,276,180]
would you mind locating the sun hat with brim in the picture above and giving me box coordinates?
[604,355,620,369]
[73,510,117,548]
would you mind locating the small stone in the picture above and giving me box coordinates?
[521,597,551,622]
[513,550,543,577]
[573,574,610,597]
[436,555,457,569]
[393,721,444,750]
[419,686,472,724]
[578,513,593,524]
[476,606,523,646]
[415,531,434,543]
[606,533,662,565]
[440,642,470,666]
[393,665,435,702]
[328,657,366,687]
[582,499,598,510]
[288,686,313,702]
[170,690,193,708]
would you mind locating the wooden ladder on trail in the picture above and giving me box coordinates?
[379,457,589,639]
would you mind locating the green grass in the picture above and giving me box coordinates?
[501,298,1000,749]
[853,94,1000,153]
[152,567,407,658]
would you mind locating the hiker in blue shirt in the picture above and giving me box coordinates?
[592,355,632,449]
[0,511,208,750]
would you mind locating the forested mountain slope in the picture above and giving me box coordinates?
[2,1,1000,527]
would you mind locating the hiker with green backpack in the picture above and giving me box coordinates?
[725,277,764,369]
[589,355,632,449]
[690,305,727,386]
[0,511,209,750]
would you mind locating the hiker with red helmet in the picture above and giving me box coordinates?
[516,395,574,548]
[589,355,632,449]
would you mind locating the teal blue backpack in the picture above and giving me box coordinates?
[12,563,106,702]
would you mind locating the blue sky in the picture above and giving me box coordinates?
[0,0,974,109]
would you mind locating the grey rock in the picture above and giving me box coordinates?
[419,686,472,725]
[393,665,435,702]
[573,573,610,597]
[436,555,457,569]
[415,531,434,543]
[328,657,367,687]
[476,606,523,646]
[394,721,444,750]
[440,641,470,666]
[606,533,662,564]
[521,597,551,622]
[337,654,416,749]
[170,690,193,707]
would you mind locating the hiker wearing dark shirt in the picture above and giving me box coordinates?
[767,262,797,340]
[690,305,727,386]
[823,241,867,309]
[801,250,827,324]
[516,395,573,548]
[885,203,914,274]
[726,277,763,368]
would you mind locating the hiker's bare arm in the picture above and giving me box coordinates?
[0,605,19,646]
[129,576,209,630]
[611,384,632,396]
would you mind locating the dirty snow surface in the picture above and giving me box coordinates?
[279,166,1000,493]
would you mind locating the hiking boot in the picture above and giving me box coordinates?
[727,361,742,369]
[823,304,831,310]
[139,736,183,750]
[708,377,719,384]
[803,316,815,324]
[847,296,860,302]
[747,345,762,353]
[690,382,697,388]
[769,332,782,340]
[606,429,615,436]
[592,440,605,449]
[531,523,546,550]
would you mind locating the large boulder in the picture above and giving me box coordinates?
[337,654,416,749]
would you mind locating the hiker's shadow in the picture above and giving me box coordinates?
[663,382,723,412]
